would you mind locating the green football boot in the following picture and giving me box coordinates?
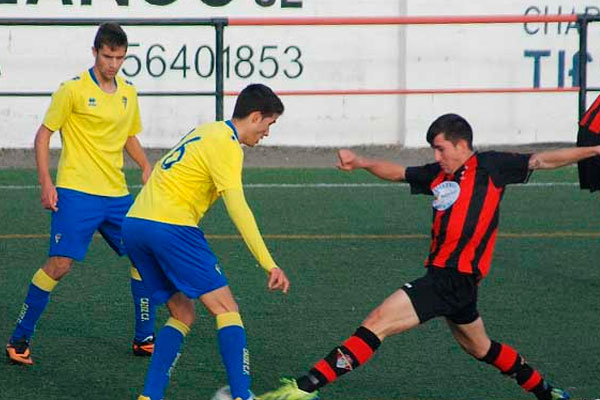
[259,378,319,400]
[549,387,570,400]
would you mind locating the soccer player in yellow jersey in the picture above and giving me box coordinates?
[5,23,157,366]
[123,84,290,400]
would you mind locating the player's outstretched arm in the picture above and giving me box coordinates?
[529,145,600,170]
[222,188,290,294]
[34,124,58,211]
[337,149,406,181]
[125,136,153,184]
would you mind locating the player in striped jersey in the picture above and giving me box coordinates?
[261,113,600,400]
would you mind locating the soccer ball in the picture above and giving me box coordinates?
[211,386,233,400]
[211,386,256,400]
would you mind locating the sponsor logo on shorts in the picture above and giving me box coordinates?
[403,282,413,289]
[54,233,62,244]
[215,264,222,275]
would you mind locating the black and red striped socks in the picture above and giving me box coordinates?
[296,326,381,393]
[480,340,554,400]
[294,331,557,399]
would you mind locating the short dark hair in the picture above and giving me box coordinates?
[94,22,128,51]
[426,113,473,150]
[232,84,284,119]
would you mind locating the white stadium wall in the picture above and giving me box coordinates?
[0,0,598,148]
[404,1,600,148]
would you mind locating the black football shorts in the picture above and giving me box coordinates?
[401,266,480,325]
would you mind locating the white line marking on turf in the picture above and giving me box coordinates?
[0,182,581,190]
[0,185,40,189]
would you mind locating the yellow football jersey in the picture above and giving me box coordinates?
[128,121,244,227]
[43,68,142,197]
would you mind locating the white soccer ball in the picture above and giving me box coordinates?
[211,386,233,400]
[211,386,256,400]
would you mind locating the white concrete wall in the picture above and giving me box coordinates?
[0,0,405,148]
[404,1,600,147]
[0,1,598,148]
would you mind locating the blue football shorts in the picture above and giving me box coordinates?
[49,188,133,261]
[121,217,228,304]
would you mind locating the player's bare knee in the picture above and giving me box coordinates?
[199,286,239,316]
[362,306,385,327]
[43,256,73,280]
[171,305,196,327]
[361,306,393,339]
[457,338,489,359]
[182,310,196,327]
[206,300,239,316]
[471,346,489,359]
[221,299,239,313]
[457,340,474,356]
[467,344,489,359]
[167,294,196,326]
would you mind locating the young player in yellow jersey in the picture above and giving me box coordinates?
[5,23,157,366]
[123,84,290,400]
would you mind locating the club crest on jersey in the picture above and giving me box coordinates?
[88,97,97,107]
[432,181,461,211]
[122,96,128,109]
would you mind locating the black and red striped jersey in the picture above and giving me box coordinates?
[405,151,531,279]
[577,94,600,192]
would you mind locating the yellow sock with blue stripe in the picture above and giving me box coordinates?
[141,317,190,400]
[217,312,251,400]
[130,266,156,341]
[10,269,58,343]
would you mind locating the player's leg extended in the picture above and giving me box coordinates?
[6,257,71,365]
[262,288,419,399]
[139,292,194,400]
[448,318,570,400]
[201,286,252,400]
[99,194,157,354]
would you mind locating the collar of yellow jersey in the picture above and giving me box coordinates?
[225,120,239,141]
